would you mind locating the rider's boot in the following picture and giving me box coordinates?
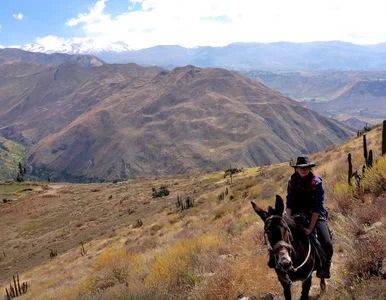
[317,260,331,278]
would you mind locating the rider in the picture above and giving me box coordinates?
[268,156,333,279]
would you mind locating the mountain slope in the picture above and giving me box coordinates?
[305,80,386,120]
[0,48,104,68]
[0,61,163,144]
[0,126,384,300]
[25,65,355,181]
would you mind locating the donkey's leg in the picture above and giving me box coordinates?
[300,276,312,300]
[279,279,291,300]
[320,278,326,292]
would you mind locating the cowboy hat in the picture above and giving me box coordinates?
[291,156,316,168]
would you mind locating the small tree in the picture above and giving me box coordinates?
[16,162,27,182]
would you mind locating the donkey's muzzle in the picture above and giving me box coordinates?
[279,258,293,271]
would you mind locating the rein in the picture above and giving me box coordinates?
[264,215,315,286]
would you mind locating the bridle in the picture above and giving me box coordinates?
[264,215,314,286]
[264,215,294,254]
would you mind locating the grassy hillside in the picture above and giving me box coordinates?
[0,125,385,299]
[0,136,27,181]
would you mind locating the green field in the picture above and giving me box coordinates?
[0,183,32,201]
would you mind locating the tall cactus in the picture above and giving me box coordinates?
[363,134,368,165]
[367,150,373,168]
[382,120,386,156]
[348,153,352,185]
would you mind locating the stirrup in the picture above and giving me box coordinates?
[317,261,331,278]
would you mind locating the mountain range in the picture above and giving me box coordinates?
[4,41,386,71]
[98,41,386,71]
[0,49,355,182]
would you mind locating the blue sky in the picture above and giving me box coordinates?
[1,0,386,49]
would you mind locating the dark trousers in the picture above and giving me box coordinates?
[315,219,333,261]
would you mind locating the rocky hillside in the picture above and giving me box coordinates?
[27,65,354,181]
[0,58,355,181]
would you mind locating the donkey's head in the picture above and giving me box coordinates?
[251,195,293,271]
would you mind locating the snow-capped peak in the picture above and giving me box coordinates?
[19,36,136,54]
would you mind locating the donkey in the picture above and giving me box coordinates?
[251,195,326,300]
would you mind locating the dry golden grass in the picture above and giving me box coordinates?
[1,124,386,299]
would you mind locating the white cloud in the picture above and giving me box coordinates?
[66,0,109,26]
[13,13,24,20]
[60,0,386,49]
[0,25,2,32]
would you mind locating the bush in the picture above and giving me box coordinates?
[152,185,169,198]
[144,235,222,295]
[224,167,243,178]
[362,156,386,196]
[331,181,357,214]
[250,185,262,199]
[214,205,233,220]
[347,231,386,280]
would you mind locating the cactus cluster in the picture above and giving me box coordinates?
[217,188,229,201]
[176,195,194,211]
[5,275,27,299]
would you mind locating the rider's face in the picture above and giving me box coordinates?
[296,167,311,178]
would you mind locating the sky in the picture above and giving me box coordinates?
[1,0,386,49]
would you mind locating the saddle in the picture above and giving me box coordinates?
[292,214,327,268]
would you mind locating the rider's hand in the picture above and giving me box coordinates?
[303,227,313,235]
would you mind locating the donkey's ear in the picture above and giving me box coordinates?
[275,195,285,216]
[251,201,267,221]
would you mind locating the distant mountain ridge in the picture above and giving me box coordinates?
[0,48,104,68]
[4,41,386,70]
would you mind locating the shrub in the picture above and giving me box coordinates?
[250,185,262,199]
[331,181,357,214]
[354,195,386,227]
[214,205,233,220]
[144,235,222,295]
[362,156,386,196]
[150,224,163,235]
[152,185,169,198]
[224,167,243,178]
[347,231,386,280]
[91,248,139,290]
